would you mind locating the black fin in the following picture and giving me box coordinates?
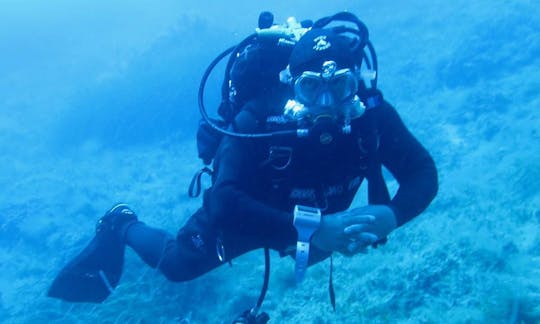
[47,230,125,303]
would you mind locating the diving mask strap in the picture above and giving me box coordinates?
[293,205,321,283]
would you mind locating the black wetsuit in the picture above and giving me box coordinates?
[125,94,438,282]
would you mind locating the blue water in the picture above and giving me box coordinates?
[1,1,539,322]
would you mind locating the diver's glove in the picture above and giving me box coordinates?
[311,205,397,256]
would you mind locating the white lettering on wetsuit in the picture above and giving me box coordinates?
[288,176,362,201]
[290,188,316,200]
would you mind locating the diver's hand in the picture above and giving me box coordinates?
[342,205,397,255]
[311,205,397,255]
[311,212,375,252]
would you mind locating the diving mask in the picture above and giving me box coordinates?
[294,61,358,107]
[284,61,365,125]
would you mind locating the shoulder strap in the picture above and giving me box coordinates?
[360,90,391,205]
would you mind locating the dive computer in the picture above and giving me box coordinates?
[293,205,321,283]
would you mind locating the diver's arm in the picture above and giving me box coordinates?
[376,101,439,226]
[316,101,438,255]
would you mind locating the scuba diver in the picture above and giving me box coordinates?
[48,11,438,323]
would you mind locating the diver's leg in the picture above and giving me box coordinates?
[124,222,174,268]
[126,208,236,282]
[125,206,304,282]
